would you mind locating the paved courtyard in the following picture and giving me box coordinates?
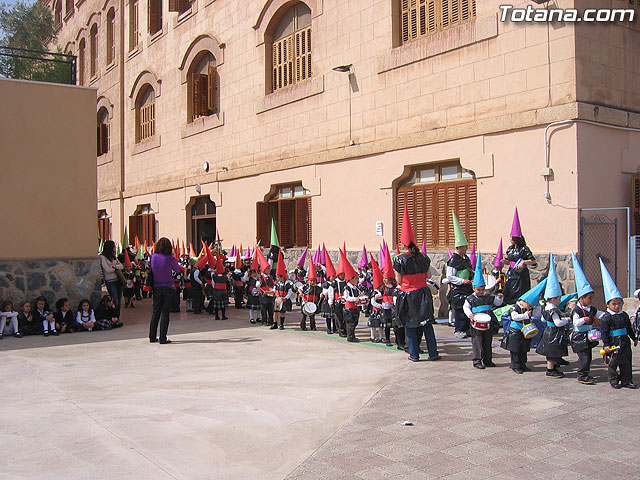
[2,299,640,480]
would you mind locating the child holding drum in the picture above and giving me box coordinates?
[501,278,547,374]
[569,253,604,385]
[298,255,322,331]
[463,252,503,369]
[536,254,570,379]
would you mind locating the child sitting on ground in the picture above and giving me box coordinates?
[54,298,81,333]
[76,299,96,331]
[94,295,123,330]
[0,300,22,338]
[17,301,39,336]
[34,296,58,337]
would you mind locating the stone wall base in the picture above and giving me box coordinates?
[0,258,102,309]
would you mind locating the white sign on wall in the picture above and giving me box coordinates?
[375,221,383,236]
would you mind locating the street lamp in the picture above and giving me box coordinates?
[332,64,355,146]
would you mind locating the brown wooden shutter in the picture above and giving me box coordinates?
[129,216,138,247]
[207,65,216,112]
[100,123,109,154]
[97,124,102,156]
[147,213,156,244]
[168,0,179,12]
[295,197,309,247]
[191,73,201,119]
[149,0,160,34]
[256,202,269,246]
[279,199,295,248]
[307,197,312,247]
[633,174,640,235]
[199,74,209,115]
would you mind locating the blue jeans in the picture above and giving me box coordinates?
[105,280,123,317]
[406,327,420,360]
[454,308,469,333]
[418,323,439,358]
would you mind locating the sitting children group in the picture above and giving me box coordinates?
[0,295,123,339]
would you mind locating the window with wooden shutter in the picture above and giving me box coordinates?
[136,85,155,142]
[131,205,156,246]
[396,162,476,249]
[258,184,311,247]
[130,0,139,49]
[169,0,189,13]
[187,54,216,123]
[400,0,476,45]
[98,217,110,241]
[65,0,73,16]
[149,0,161,35]
[271,3,312,93]
[90,24,98,78]
[106,8,115,65]
[54,0,62,28]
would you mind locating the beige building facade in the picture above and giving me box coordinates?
[48,0,640,295]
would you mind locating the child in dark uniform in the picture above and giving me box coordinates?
[298,256,322,331]
[599,258,638,389]
[536,254,569,378]
[464,252,503,369]
[569,253,604,385]
[501,278,547,374]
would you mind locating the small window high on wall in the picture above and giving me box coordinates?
[257,184,311,248]
[97,107,109,156]
[187,52,217,123]
[396,162,476,249]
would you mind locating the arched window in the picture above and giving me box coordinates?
[271,2,311,92]
[189,196,216,247]
[149,0,162,35]
[65,0,73,17]
[399,0,476,45]
[98,210,111,241]
[90,23,98,78]
[396,161,476,249]
[187,52,216,122]
[135,85,156,142]
[78,38,86,85]
[97,107,109,156]
[106,8,115,65]
[54,0,62,28]
[257,183,311,247]
[129,0,139,49]
[129,204,156,246]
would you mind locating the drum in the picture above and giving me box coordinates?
[275,296,284,312]
[358,295,369,305]
[302,302,317,315]
[471,312,492,331]
[251,287,260,296]
[294,281,304,291]
[483,274,497,290]
[587,327,602,342]
[522,322,539,339]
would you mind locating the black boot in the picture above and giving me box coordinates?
[221,309,228,320]
[279,319,285,330]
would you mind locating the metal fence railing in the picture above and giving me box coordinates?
[0,46,76,85]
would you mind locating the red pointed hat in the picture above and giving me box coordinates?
[255,248,270,273]
[336,247,346,276]
[276,249,287,277]
[195,252,207,269]
[307,253,317,280]
[342,252,358,281]
[383,245,394,278]
[400,205,416,248]
[205,243,216,269]
[250,247,259,271]
[325,250,336,278]
[123,249,132,267]
[370,254,383,289]
[215,256,226,275]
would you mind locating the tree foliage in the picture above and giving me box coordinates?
[0,0,73,83]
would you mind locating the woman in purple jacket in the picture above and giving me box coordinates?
[149,237,181,344]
